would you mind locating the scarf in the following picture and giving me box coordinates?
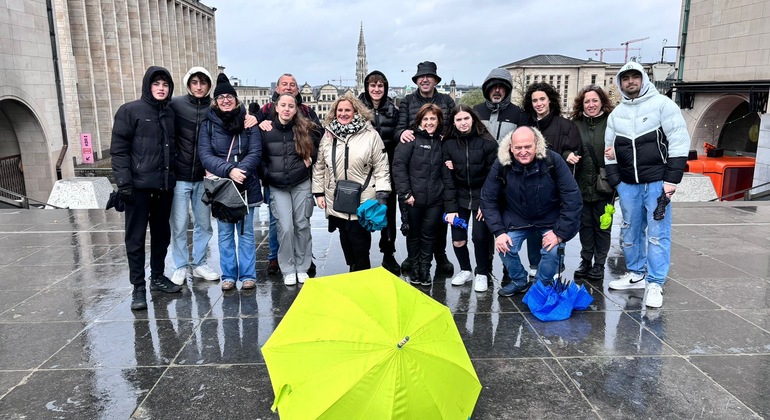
[215,106,245,134]
[328,113,365,138]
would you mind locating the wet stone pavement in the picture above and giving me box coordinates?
[0,202,769,419]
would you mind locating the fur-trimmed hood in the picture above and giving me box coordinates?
[497,127,548,166]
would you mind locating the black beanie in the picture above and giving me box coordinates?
[213,73,236,98]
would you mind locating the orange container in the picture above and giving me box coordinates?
[686,155,755,201]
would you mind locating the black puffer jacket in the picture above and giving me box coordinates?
[532,111,582,161]
[441,129,498,212]
[169,94,210,182]
[358,71,399,159]
[395,90,455,141]
[392,129,444,207]
[260,117,320,189]
[111,66,176,191]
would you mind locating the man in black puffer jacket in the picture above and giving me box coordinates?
[395,61,456,275]
[358,70,401,275]
[111,66,182,311]
[473,68,530,143]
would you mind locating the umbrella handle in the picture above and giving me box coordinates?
[397,336,410,348]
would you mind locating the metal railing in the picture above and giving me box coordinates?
[0,155,25,200]
[709,181,770,202]
[0,186,63,209]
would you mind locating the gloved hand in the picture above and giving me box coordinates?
[376,191,389,206]
[118,187,134,205]
[653,192,671,221]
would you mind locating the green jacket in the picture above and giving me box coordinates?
[575,114,613,202]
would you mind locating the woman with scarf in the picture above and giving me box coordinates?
[261,93,320,286]
[441,105,498,293]
[570,85,615,281]
[522,82,581,276]
[392,104,445,287]
[198,73,263,291]
[313,93,391,272]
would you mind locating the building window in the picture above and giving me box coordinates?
[591,74,597,84]
[549,75,554,85]
[526,75,531,85]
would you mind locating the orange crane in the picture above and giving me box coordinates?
[587,47,641,62]
[621,37,650,62]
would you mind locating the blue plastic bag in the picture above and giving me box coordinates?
[522,280,594,322]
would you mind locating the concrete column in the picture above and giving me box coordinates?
[53,0,83,165]
[138,0,153,76]
[175,3,187,73]
[148,0,162,68]
[114,0,133,107]
[126,0,143,98]
[755,99,770,195]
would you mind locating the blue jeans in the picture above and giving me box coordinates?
[217,207,256,282]
[170,180,213,270]
[499,228,564,288]
[616,181,671,285]
[264,186,279,261]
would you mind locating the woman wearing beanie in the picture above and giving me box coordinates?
[261,93,321,286]
[313,93,391,273]
[199,73,263,291]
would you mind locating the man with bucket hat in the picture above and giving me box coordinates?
[395,61,456,276]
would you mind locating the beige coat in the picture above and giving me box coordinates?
[312,122,391,220]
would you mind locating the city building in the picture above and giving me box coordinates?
[0,0,217,203]
[672,0,769,194]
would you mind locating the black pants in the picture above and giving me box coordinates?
[579,198,613,266]
[433,220,448,259]
[450,208,494,276]
[406,203,443,269]
[124,188,173,286]
[330,216,371,271]
[378,184,398,255]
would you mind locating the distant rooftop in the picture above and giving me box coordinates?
[502,54,601,67]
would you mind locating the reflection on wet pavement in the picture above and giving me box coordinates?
[0,203,769,418]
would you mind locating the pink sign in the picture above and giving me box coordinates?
[80,133,94,164]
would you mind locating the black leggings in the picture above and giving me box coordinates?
[405,204,443,267]
[450,208,494,276]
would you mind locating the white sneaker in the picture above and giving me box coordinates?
[645,283,663,308]
[170,268,188,285]
[193,264,220,281]
[528,268,537,278]
[297,272,309,284]
[283,273,297,286]
[608,272,646,290]
[473,274,488,292]
[450,270,473,286]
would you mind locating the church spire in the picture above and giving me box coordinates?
[355,22,368,95]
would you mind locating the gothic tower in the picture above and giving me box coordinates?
[355,22,368,95]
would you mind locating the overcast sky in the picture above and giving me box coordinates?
[202,0,683,88]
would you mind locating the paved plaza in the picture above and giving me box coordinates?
[0,201,769,419]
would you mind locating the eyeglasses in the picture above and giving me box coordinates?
[215,94,235,102]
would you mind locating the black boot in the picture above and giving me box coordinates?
[574,259,592,279]
[587,264,605,281]
[401,257,416,275]
[150,274,182,293]
[308,260,317,277]
[381,253,401,276]
[419,264,432,287]
[131,286,147,311]
[435,253,454,275]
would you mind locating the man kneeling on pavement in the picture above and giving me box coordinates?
[481,126,582,297]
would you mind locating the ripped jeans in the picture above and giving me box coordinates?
[616,180,671,285]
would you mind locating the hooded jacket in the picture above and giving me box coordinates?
[169,66,212,182]
[604,61,690,186]
[392,128,444,208]
[441,128,498,212]
[473,68,529,142]
[480,130,581,241]
[111,66,176,191]
[358,70,399,159]
[395,89,455,141]
[198,105,263,205]
[312,122,391,220]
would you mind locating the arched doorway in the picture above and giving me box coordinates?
[693,95,760,156]
[0,99,50,200]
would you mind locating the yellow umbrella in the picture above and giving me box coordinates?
[262,267,481,419]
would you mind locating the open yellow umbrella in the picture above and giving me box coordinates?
[262,267,481,419]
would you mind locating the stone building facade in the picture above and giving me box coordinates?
[0,0,216,203]
[673,0,770,194]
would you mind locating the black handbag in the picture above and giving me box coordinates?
[331,137,372,215]
[201,133,249,224]
[585,142,614,194]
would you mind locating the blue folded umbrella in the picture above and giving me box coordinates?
[522,279,593,322]
[356,199,387,232]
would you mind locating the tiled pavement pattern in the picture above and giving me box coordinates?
[0,202,768,419]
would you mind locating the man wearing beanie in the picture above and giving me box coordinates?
[111,66,182,311]
[395,61,456,276]
[604,61,690,308]
[474,68,530,142]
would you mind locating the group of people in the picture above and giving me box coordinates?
[111,59,689,311]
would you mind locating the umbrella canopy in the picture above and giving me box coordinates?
[262,267,481,419]
[356,199,387,232]
[522,280,594,322]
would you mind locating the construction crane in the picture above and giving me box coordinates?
[587,47,641,62]
[621,37,650,62]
